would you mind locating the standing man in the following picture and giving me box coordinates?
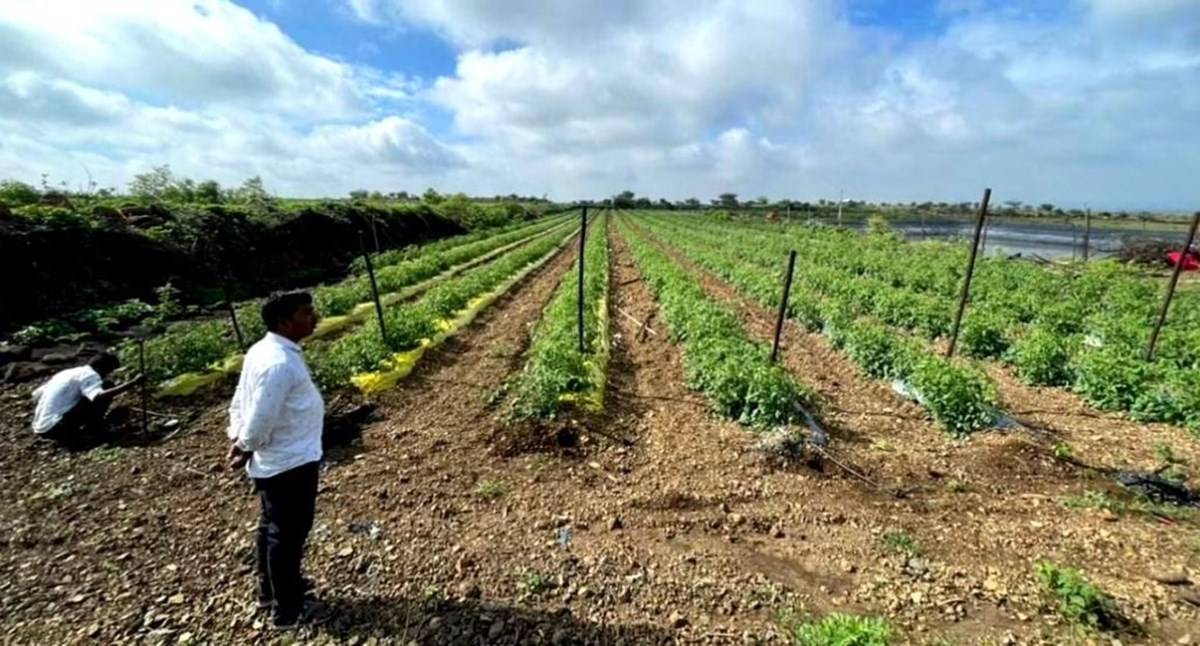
[226,290,330,628]
[31,353,142,448]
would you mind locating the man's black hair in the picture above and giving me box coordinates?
[88,352,120,375]
[261,290,313,332]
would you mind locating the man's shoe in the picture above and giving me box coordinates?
[273,600,333,629]
[257,577,316,610]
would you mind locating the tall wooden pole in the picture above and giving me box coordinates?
[1145,211,1200,361]
[771,251,797,363]
[1082,208,1092,262]
[359,232,388,343]
[946,188,992,358]
[223,283,244,349]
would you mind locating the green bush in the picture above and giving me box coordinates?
[781,611,891,646]
[959,308,1011,359]
[1007,327,1078,386]
[1071,348,1156,411]
[1036,561,1119,632]
[909,356,997,436]
[0,179,39,206]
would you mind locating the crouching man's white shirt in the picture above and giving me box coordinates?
[31,366,106,433]
[227,332,324,479]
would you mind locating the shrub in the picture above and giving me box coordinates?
[909,356,997,436]
[1071,348,1156,411]
[780,610,891,646]
[1007,327,1078,386]
[1036,561,1119,632]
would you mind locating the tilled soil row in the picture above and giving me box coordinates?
[625,214,1200,643]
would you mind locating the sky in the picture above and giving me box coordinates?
[0,0,1198,210]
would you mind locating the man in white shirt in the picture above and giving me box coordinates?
[225,290,329,628]
[31,353,142,448]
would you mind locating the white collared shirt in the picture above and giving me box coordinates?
[30,366,106,433]
[227,332,324,479]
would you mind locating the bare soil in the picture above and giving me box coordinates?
[0,216,1197,645]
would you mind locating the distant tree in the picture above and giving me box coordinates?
[613,190,636,208]
[1038,203,1055,213]
[129,164,178,200]
[422,187,444,204]
[0,179,40,206]
[234,176,271,205]
[683,197,700,209]
[349,189,369,200]
[754,195,769,206]
[196,179,222,203]
[369,191,384,200]
[717,192,739,208]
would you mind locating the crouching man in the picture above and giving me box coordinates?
[31,353,142,448]
[225,290,331,628]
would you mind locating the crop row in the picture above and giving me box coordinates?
[632,214,999,436]
[316,215,571,316]
[124,217,567,384]
[644,212,1200,434]
[617,217,815,429]
[507,214,611,420]
[307,226,577,391]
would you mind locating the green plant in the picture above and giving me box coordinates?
[1072,348,1157,411]
[908,356,997,437]
[523,570,548,594]
[475,480,509,501]
[1052,442,1074,460]
[1035,561,1119,632]
[778,607,891,646]
[881,530,920,555]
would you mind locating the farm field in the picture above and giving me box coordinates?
[2,210,1200,644]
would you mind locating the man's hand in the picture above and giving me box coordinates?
[226,443,251,471]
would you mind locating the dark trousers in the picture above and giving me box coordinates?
[42,397,112,448]
[253,461,319,621]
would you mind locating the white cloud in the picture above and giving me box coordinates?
[1,0,1198,208]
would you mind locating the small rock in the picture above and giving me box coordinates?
[1180,590,1200,607]
[905,557,929,577]
[168,594,185,605]
[1176,635,1192,645]
[487,619,504,640]
[337,545,354,558]
[609,517,623,531]
[669,611,688,629]
[770,524,785,539]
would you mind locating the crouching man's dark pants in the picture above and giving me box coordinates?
[253,461,319,622]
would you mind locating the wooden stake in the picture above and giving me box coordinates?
[1082,208,1092,262]
[771,250,797,363]
[946,188,992,358]
[577,206,588,353]
[223,284,244,349]
[359,232,388,343]
[1146,211,1200,361]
